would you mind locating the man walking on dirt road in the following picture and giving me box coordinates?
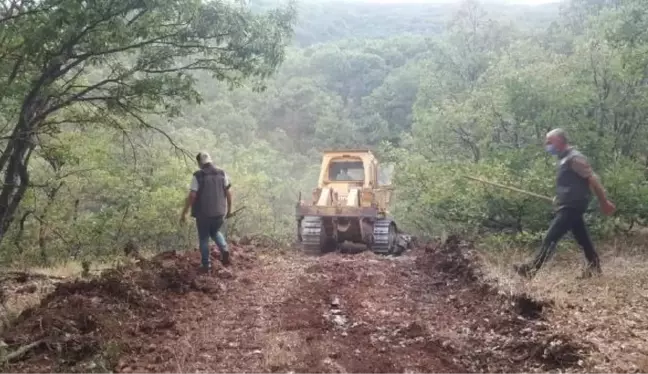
[181,151,233,271]
[514,128,616,279]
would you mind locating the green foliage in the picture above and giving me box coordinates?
[0,0,296,247]
[5,0,648,265]
[2,126,316,265]
[399,0,648,244]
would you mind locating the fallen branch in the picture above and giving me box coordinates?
[0,271,66,282]
[1,339,45,363]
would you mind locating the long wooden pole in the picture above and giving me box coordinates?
[462,175,553,203]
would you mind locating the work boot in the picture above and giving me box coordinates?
[220,251,231,267]
[198,264,212,274]
[513,263,535,279]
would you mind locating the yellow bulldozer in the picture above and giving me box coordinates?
[296,149,409,255]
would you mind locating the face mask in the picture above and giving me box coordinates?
[545,144,558,156]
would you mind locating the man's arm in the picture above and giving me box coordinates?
[181,175,199,220]
[571,156,616,215]
[181,191,197,217]
[588,176,608,204]
[224,172,232,217]
[225,189,232,216]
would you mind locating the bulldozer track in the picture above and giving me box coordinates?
[300,216,398,255]
[371,219,396,254]
[300,216,325,252]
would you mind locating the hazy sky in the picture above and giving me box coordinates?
[358,0,561,4]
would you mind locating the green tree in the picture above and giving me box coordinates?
[397,0,648,239]
[0,0,296,242]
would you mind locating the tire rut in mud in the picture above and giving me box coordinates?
[272,237,592,373]
[272,252,466,373]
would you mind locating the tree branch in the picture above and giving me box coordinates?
[115,100,191,158]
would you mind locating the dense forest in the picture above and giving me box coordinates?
[1,0,647,266]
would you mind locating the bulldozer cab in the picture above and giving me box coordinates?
[311,149,393,213]
[319,150,376,189]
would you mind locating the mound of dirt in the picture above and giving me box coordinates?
[417,235,592,373]
[1,245,258,373]
[419,234,482,284]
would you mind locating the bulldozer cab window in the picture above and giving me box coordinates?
[329,161,364,182]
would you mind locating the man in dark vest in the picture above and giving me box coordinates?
[181,151,232,271]
[514,128,616,279]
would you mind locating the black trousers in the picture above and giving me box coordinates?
[530,207,600,271]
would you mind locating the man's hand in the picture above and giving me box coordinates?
[225,211,233,219]
[180,212,188,224]
[600,199,616,216]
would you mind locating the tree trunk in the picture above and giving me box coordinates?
[37,182,64,264]
[0,134,35,244]
[0,95,43,245]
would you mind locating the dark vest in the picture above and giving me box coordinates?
[555,148,591,212]
[191,164,228,219]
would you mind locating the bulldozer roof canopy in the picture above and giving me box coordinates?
[321,149,374,155]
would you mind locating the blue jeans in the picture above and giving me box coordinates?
[196,216,228,267]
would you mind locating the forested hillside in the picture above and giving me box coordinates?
[252,0,560,46]
[2,0,648,266]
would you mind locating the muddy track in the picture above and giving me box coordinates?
[1,237,590,373]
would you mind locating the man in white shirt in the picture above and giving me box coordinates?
[181,151,233,271]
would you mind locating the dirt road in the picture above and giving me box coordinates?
[2,237,589,373]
